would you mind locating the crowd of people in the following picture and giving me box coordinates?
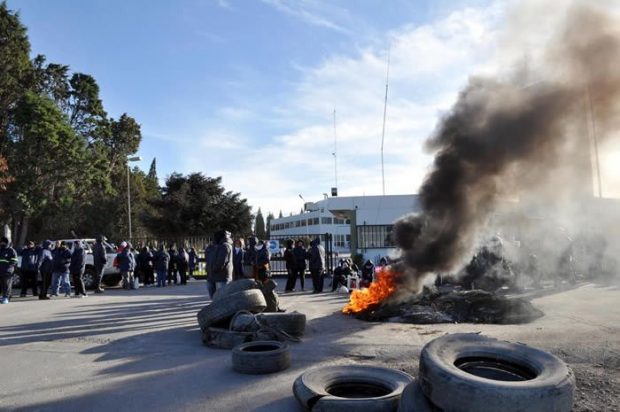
[0,232,385,306]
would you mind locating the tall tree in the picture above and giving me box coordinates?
[0,2,32,148]
[145,172,252,236]
[255,208,266,239]
[266,212,274,239]
[278,210,283,219]
[147,158,157,181]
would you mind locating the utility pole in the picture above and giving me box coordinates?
[333,108,338,194]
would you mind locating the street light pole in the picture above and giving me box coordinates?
[127,156,142,240]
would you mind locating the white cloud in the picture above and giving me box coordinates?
[260,0,351,34]
[175,3,506,216]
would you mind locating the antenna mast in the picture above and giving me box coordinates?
[381,47,390,196]
[333,108,338,192]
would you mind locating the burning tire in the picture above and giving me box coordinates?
[231,341,291,374]
[256,311,307,337]
[293,365,413,411]
[419,333,575,412]
[197,289,266,332]
[212,278,260,302]
[397,380,432,412]
[202,327,255,349]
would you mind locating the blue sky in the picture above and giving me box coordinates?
[9,0,620,215]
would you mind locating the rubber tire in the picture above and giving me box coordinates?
[293,364,414,412]
[419,333,575,412]
[398,380,433,412]
[197,289,266,331]
[202,327,255,350]
[256,311,307,336]
[213,279,260,302]
[230,312,260,332]
[83,267,96,290]
[232,341,291,374]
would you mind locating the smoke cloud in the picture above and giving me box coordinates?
[393,1,620,284]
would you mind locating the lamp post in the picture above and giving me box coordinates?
[127,156,142,240]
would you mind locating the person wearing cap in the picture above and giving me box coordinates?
[70,240,87,297]
[37,240,54,300]
[0,236,18,304]
[51,240,72,297]
[19,240,39,297]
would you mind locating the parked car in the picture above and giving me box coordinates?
[11,238,123,290]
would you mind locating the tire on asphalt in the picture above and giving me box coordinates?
[213,279,260,302]
[83,266,96,290]
[197,289,267,332]
[231,341,291,374]
[397,380,433,412]
[293,364,413,412]
[256,311,307,336]
[419,333,575,412]
[202,327,255,349]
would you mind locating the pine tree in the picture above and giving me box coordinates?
[147,158,157,181]
[278,210,283,219]
[254,208,266,239]
[266,212,274,239]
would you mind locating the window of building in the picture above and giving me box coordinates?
[322,217,333,225]
[295,220,301,227]
[357,225,395,249]
[300,219,307,227]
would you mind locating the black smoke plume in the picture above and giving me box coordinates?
[393,3,620,284]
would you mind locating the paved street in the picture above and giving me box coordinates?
[0,280,618,411]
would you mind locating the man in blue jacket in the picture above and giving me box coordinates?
[20,240,39,297]
[153,244,170,288]
[51,241,72,297]
[117,243,136,289]
[70,240,87,297]
[0,236,18,304]
[37,240,54,300]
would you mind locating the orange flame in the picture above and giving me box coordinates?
[342,268,398,314]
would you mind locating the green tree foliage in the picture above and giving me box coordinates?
[266,212,274,239]
[255,208,266,240]
[145,172,252,237]
[278,210,283,219]
[0,2,32,146]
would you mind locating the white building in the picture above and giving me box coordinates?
[269,194,420,262]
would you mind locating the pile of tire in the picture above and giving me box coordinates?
[398,333,575,412]
[196,279,307,349]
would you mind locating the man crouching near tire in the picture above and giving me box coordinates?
[207,230,232,299]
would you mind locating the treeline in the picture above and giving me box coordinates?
[0,3,252,245]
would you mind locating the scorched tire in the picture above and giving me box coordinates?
[197,289,266,332]
[397,380,433,412]
[419,333,575,412]
[202,327,255,350]
[231,341,291,374]
[293,364,413,412]
[256,311,307,336]
[212,278,259,302]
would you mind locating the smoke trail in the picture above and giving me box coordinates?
[393,2,620,282]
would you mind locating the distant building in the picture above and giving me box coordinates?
[269,194,420,263]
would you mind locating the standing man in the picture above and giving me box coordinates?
[243,236,258,279]
[0,236,18,304]
[70,240,87,297]
[167,244,178,286]
[188,247,198,279]
[93,235,108,294]
[292,240,307,291]
[255,239,271,280]
[232,238,245,281]
[37,240,54,300]
[153,244,169,288]
[177,246,189,285]
[138,246,154,286]
[208,230,233,299]
[51,241,72,297]
[19,241,39,297]
[308,237,326,294]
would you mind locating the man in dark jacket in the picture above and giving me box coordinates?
[70,240,87,297]
[138,246,154,286]
[309,237,325,293]
[255,239,271,280]
[93,235,108,293]
[360,259,375,288]
[0,236,18,304]
[243,236,258,279]
[20,241,39,297]
[232,238,245,281]
[177,247,189,285]
[51,241,72,297]
[37,240,54,300]
[167,245,178,286]
[116,243,136,289]
[188,247,198,279]
[208,230,232,299]
[284,239,296,292]
[291,240,307,291]
[153,244,170,288]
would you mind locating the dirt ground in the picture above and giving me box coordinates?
[0,279,617,411]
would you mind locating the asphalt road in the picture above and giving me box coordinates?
[0,279,618,411]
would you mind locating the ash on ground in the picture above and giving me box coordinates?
[355,285,544,324]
